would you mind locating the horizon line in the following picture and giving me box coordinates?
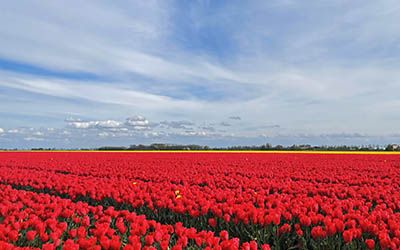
[1,150,400,155]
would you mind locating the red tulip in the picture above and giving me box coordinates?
[208,218,217,227]
[365,239,375,249]
[342,230,353,243]
[219,230,229,241]
[26,230,37,241]
[8,230,19,242]
[261,244,271,250]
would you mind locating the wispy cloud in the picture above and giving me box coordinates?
[228,116,241,121]
[159,121,194,129]
[219,122,231,127]
[67,119,122,129]
[125,116,152,130]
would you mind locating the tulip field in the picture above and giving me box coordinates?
[0,152,400,249]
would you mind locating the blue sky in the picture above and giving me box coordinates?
[1,1,400,148]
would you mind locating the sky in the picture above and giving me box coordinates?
[1,0,400,148]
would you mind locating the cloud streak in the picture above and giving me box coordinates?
[67,119,122,129]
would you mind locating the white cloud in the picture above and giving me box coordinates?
[178,131,207,137]
[132,126,149,131]
[219,122,231,127]
[200,126,216,132]
[0,74,203,114]
[24,137,44,141]
[0,1,247,89]
[98,132,111,137]
[0,1,171,72]
[68,119,122,129]
[68,121,91,129]
[125,115,148,126]
[159,121,194,129]
[96,120,122,128]
[0,128,4,134]
[33,131,44,136]
[229,116,241,120]
[2,119,400,149]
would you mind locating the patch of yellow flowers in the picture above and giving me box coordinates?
[174,190,182,199]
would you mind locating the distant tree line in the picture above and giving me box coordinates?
[98,144,210,151]
[0,143,398,151]
[95,143,400,151]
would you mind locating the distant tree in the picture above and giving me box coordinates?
[385,144,399,151]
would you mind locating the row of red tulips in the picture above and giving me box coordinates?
[0,184,271,250]
[0,152,399,249]
[6,182,385,249]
